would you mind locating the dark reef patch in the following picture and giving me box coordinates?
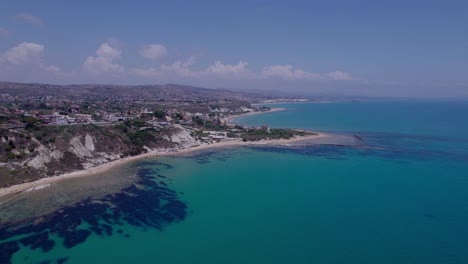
[189,149,248,165]
[354,132,468,162]
[135,161,174,170]
[56,257,69,264]
[251,132,468,163]
[63,230,91,249]
[252,145,351,158]
[0,167,187,264]
[0,241,19,264]
[19,232,55,252]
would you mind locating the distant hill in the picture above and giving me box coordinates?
[0,82,273,101]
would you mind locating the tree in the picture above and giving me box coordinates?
[39,102,49,109]
[173,112,183,120]
[23,116,40,130]
[192,116,204,126]
[154,110,166,119]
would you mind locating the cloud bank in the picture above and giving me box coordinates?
[1,40,359,89]
[261,65,353,81]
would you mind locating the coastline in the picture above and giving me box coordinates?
[225,107,286,125]
[0,132,329,199]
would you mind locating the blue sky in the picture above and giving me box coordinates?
[0,0,467,98]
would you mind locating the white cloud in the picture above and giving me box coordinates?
[139,44,167,60]
[96,42,121,60]
[327,71,353,80]
[45,65,61,73]
[160,56,197,77]
[133,59,354,83]
[0,27,10,37]
[83,42,124,74]
[0,42,68,76]
[134,58,256,80]
[261,65,318,80]
[134,56,197,78]
[16,12,44,27]
[261,64,353,81]
[204,61,253,77]
[2,42,44,65]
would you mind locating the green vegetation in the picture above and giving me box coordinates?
[191,116,227,131]
[113,118,168,156]
[258,106,271,111]
[27,126,64,144]
[0,128,8,137]
[153,110,166,119]
[192,116,204,126]
[173,112,183,120]
[127,130,157,155]
[241,128,306,141]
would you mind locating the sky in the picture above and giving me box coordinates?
[0,0,467,98]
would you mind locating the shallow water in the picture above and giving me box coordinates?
[1,101,468,264]
[0,164,136,223]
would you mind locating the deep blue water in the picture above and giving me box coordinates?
[241,101,468,138]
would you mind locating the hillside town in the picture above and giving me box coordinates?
[0,82,296,131]
[0,87,274,142]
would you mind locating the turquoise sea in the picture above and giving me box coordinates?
[1,101,468,264]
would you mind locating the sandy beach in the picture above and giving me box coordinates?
[0,130,329,199]
[225,107,286,125]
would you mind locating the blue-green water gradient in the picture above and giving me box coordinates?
[7,101,468,264]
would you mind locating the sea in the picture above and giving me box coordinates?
[1,101,468,264]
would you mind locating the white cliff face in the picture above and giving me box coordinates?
[21,128,199,177]
[69,134,122,168]
[25,134,122,172]
[69,136,93,158]
[84,134,95,152]
[99,152,121,160]
[170,125,199,148]
[27,145,64,169]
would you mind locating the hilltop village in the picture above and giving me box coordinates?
[0,82,313,187]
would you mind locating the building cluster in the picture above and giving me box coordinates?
[0,87,276,145]
[37,113,93,125]
[1,101,259,132]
